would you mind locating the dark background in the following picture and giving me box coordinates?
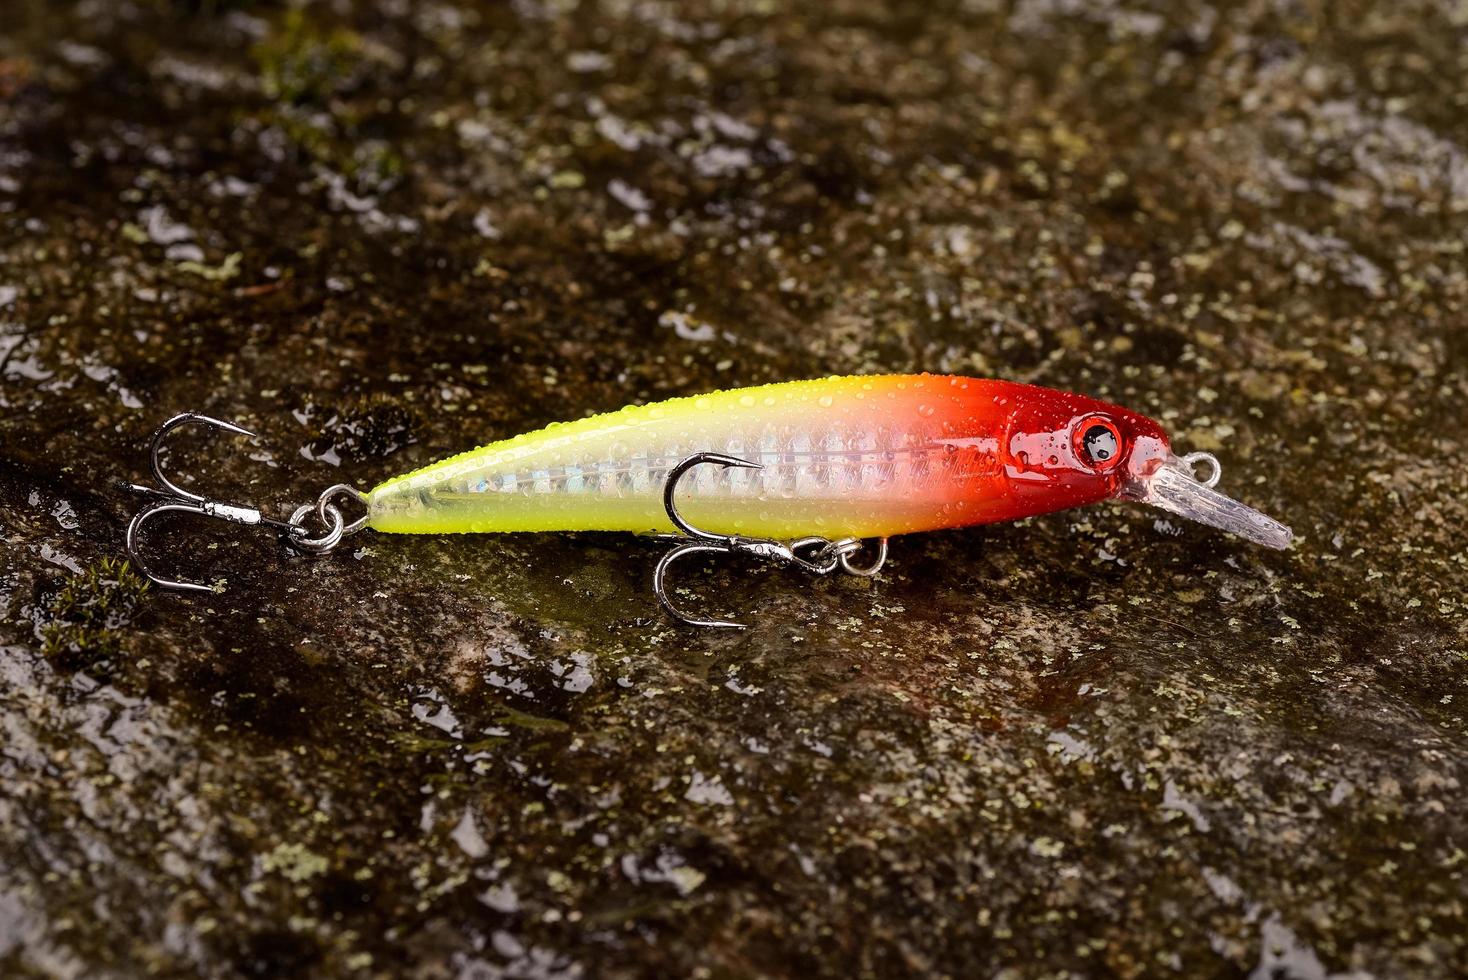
[2,0,1465,976]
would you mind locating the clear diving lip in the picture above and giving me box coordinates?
[1141,456,1293,550]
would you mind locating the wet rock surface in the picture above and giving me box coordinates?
[2,0,1466,976]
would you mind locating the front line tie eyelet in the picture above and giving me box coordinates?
[1179,451,1222,488]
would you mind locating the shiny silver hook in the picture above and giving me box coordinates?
[653,452,888,629]
[120,413,365,593]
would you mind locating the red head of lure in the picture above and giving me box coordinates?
[123,375,1292,625]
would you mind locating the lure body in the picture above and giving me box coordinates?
[366,375,1175,540]
[120,376,1292,610]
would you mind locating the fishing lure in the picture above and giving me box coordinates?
[121,375,1292,627]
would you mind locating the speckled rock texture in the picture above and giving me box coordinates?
[2,1,1466,977]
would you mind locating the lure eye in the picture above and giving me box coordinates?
[1075,416,1123,470]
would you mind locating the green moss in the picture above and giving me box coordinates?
[496,706,571,733]
[37,557,149,665]
[252,10,369,106]
[261,842,329,883]
[247,9,405,182]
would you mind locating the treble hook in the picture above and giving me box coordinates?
[653,452,888,628]
[119,412,365,592]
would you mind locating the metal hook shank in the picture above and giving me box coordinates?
[653,452,889,628]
